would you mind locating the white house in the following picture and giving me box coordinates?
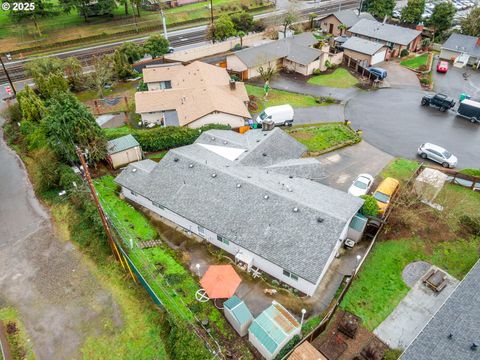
[115,128,363,296]
[136,61,251,128]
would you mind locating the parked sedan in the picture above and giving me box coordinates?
[436,61,449,73]
[417,143,458,168]
[348,174,374,197]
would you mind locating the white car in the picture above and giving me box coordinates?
[417,143,458,168]
[348,174,375,197]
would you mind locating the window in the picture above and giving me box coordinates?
[283,270,298,281]
[198,226,205,238]
[217,235,229,245]
[160,81,172,89]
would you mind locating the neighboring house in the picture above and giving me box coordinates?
[342,36,388,65]
[400,260,480,360]
[440,33,480,68]
[349,19,422,57]
[136,61,250,128]
[115,128,363,296]
[249,301,301,360]
[107,134,143,169]
[224,296,253,337]
[315,9,376,36]
[227,32,342,79]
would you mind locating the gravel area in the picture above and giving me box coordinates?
[402,261,432,287]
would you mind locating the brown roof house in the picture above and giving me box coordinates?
[315,9,376,36]
[136,61,251,128]
[227,32,343,80]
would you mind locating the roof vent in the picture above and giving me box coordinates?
[212,173,217,178]
[448,334,453,340]
[211,136,215,141]
[223,141,228,144]
[317,217,324,223]
[264,195,269,200]
[293,207,299,212]
[189,164,194,168]
[236,183,241,188]
[262,153,267,157]
[471,343,478,351]
[289,175,293,179]
[132,168,137,173]
[174,158,179,162]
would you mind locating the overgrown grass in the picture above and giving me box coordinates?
[287,123,361,153]
[380,158,419,182]
[341,236,480,330]
[94,176,249,356]
[0,307,35,360]
[146,151,167,161]
[245,84,324,112]
[307,68,359,88]
[400,53,429,70]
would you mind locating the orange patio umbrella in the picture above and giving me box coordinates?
[200,265,242,299]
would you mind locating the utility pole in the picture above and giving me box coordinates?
[0,55,16,96]
[161,8,168,40]
[76,147,120,262]
[209,0,215,43]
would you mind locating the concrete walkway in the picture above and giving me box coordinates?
[250,72,361,101]
[374,265,459,349]
[295,104,345,124]
[0,105,121,359]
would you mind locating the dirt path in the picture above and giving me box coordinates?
[0,111,122,359]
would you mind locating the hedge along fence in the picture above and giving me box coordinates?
[104,124,231,152]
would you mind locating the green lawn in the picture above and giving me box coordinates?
[245,84,325,112]
[288,123,361,153]
[341,236,480,330]
[146,151,167,161]
[341,159,480,331]
[0,307,35,360]
[307,68,359,88]
[400,53,429,70]
[94,176,250,356]
[380,158,420,182]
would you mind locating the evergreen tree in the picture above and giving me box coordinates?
[428,2,456,39]
[461,6,480,37]
[17,85,45,122]
[401,0,425,24]
[143,34,170,59]
[366,0,396,19]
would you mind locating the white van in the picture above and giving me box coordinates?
[256,104,294,126]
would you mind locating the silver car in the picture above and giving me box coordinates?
[417,143,458,168]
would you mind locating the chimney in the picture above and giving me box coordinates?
[229,79,236,90]
[477,38,480,47]
[382,15,387,24]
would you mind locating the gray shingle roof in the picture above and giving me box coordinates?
[333,9,376,28]
[342,36,385,55]
[442,33,480,58]
[400,260,480,360]
[234,33,318,68]
[107,134,140,155]
[115,129,363,284]
[286,43,322,66]
[349,19,421,46]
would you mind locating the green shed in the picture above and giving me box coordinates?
[224,296,253,336]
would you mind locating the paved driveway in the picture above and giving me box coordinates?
[374,266,459,349]
[313,141,393,191]
[380,61,420,88]
[432,57,480,99]
[345,87,480,168]
[294,104,345,124]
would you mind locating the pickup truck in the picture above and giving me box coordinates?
[421,93,456,112]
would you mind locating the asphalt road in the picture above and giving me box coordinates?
[345,87,480,169]
[0,105,122,359]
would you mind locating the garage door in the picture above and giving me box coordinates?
[371,50,386,65]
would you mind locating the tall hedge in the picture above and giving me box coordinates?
[104,124,231,152]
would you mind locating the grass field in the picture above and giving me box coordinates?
[0,0,272,52]
[341,159,480,331]
[0,307,35,360]
[288,123,361,153]
[307,68,359,88]
[246,84,325,112]
[400,53,429,70]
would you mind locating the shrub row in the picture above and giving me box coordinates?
[104,124,231,152]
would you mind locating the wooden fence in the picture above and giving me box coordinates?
[282,163,424,359]
[0,321,13,360]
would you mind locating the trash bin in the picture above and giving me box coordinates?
[459,93,471,102]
